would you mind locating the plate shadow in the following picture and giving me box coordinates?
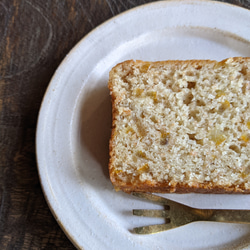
[79,84,112,179]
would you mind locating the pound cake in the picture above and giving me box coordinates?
[108,57,250,193]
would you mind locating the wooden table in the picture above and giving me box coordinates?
[0,0,249,249]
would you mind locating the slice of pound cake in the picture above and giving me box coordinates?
[108,57,250,193]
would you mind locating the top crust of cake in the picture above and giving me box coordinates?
[108,58,250,193]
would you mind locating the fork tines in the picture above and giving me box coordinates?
[133,209,169,218]
[131,192,250,234]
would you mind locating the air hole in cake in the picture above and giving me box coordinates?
[237,125,243,132]
[189,110,200,121]
[229,145,241,154]
[150,116,158,123]
[196,99,206,106]
[160,132,170,146]
[188,133,203,145]
[208,108,216,113]
[188,134,196,140]
[196,139,203,145]
[240,65,248,75]
[183,92,194,105]
[187,81,196,89]
[178,120,184,126]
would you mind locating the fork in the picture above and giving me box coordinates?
[132,192,250,234]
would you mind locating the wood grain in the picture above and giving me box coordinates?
[0,0,249,249]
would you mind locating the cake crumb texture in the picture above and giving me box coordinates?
[108,57,250,193]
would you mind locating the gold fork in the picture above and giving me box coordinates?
[132,192,250,234]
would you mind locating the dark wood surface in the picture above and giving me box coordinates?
[0,0,250,249]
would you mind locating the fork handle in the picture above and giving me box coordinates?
[208,210,250,224]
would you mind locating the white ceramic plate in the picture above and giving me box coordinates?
[36,1,250,249]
